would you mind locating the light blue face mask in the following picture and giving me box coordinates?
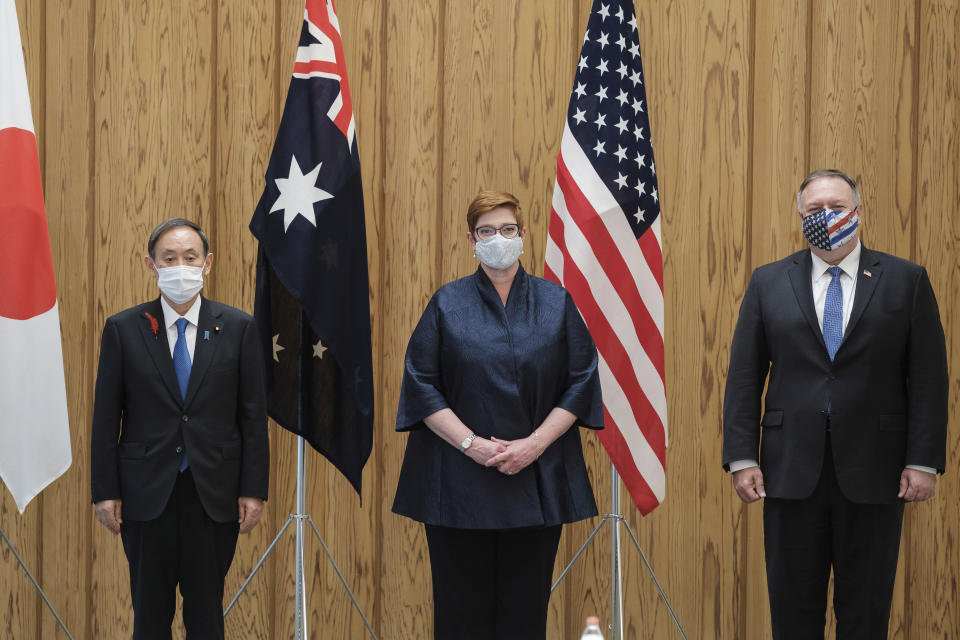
[802,207,859,251]
[474,234,523,270]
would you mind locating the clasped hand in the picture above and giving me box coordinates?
[484,436,539,476]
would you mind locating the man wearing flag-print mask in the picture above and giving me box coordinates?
[722,169,948,639]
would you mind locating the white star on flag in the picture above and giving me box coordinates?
[313,339,328,359]
[272,333,285,362]
[270,155,333,232]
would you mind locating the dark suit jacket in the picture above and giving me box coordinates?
[91,297,269,522]
[392,266,604,529]
[722,247,948,504]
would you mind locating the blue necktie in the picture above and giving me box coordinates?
[173,317,191,471]
[823,266,843,361]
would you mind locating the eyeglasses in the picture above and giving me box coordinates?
[474,224,520,240]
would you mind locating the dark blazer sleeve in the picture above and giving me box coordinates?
[237,315,270,499]
[722,270,771,470]
[556,292,603,429]
[90,318,123,503]
[395,296,450,432]
[905,267,949,472]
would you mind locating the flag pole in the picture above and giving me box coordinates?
[294,436,308,639]
[0,523,73,639]
[550,463,687,640]
[610,462,624,639]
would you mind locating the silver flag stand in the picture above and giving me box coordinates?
[551,462,687,640]
[224,437,377,639]
[0,523,74,639]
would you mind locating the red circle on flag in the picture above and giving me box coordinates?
[0,127,57,320]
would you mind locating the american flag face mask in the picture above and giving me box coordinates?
[802,207,859,251]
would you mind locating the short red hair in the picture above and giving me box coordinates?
[466,190,524,232]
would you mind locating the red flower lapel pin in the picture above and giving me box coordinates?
[144,312,159,338]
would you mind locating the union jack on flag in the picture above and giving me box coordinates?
[544,0,666,514]
[250,0,373,494]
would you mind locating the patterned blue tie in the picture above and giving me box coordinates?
[823,266,844,361]
[173,317,191,471]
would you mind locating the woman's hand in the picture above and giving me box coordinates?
[485,435,540,475]
[465,437,507,466]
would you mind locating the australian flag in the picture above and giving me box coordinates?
[250,0,372,495]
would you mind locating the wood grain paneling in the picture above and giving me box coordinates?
[212,1,278,638]
[39,0,95,636]
[1,1,958,638]
[379,0,443,638]
[912,2,960,638]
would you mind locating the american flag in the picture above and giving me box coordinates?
[250,0,373,494]
[544,0,666,515]
[801,208,858,251]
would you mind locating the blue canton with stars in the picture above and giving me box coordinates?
[567,0,660,239]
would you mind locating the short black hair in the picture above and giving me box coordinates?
[147,218,210,259]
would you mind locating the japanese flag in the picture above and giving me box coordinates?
[0,0,72,513]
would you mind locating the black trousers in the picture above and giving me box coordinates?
[763,436,904,640]
[424,524,563,640]
[120,469,239,640]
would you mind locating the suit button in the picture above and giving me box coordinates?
[181,415,189,422]
[175,446,183,454]
[829,375,836,380]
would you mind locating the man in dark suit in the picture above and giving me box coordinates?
[91,218,269,640]
[722,169,948,639]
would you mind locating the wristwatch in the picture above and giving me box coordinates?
[460,433,478,453]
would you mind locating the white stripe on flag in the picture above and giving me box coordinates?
[598,353,666,501]
[559,128,664,333]
[550,185,668,427]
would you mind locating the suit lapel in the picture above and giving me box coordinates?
[786,251,827,352]
[139,298,183,404]
[183,297,223,408]
[843,247,882,341]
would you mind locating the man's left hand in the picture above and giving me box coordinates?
[238,497,264,533]
[898,468,937,502]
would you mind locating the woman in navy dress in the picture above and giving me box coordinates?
[393,190,604,639]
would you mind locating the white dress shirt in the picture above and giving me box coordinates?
[729,241,934,476]
[160,296,201,361]
[811,240,860,334]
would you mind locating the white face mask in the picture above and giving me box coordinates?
[474,234,523,271]
[156,264,205,304]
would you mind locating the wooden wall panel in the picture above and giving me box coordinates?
[212,1,278,638]
[379,1,443,638]
[2,1,959,638]
[39,0,95,637]
[913,2,960,638]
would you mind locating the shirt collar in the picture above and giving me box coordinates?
[810,239,861,280]
[159,295,202,329]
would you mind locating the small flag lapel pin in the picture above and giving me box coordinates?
[863,269,872,278]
